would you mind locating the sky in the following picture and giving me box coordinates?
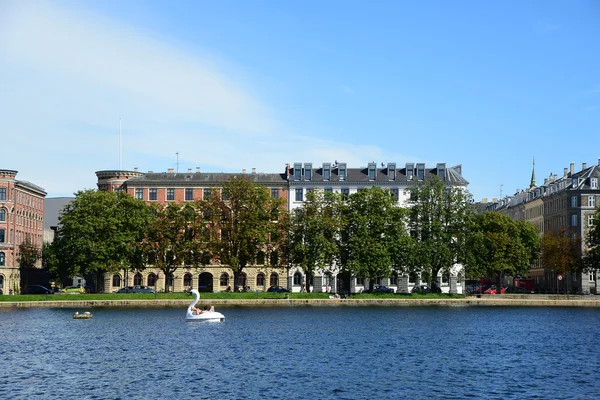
[0,0,599,201]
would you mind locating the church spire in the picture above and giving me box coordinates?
[530,158,536,188]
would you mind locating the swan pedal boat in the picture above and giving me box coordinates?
[186,289,225,322]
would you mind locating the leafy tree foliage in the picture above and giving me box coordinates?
[468,212,539,282]
[406,176,473,286]
[541,227,583,281]
[584,206,600,273]
[17,237,41,269]
[54,190,153,291]
[288,189,342,292]
[342,186,408,291]
[138,202,211,292]
[206,176,286,291]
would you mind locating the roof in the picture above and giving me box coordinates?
[123,172,289,187]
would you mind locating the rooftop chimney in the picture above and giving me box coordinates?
[242,169,246,174]
[582,162,587,170]
[544,178,548,185]
[188,168,192,173]
[168,168,174,173]
[482,197,488,203]
[598,158,600,166]
[134,167,138,172]
[252,168,256,174]
[563,168,568,177]
[570,163,574,176]
[196,167,200,173]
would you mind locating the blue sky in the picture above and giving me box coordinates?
[0,0,598,201]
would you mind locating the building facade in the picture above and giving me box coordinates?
[488,161,600,294]
[287,161,469,294]
[0,170,47,294]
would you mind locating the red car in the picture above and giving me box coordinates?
[484,285,506,295]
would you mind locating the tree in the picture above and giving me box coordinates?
[541,227,583,292]
[206,176,286,292]
[343,186,407,291]
[54,190,153,292]
[288,189,342,293]
[18,237,42,287]
[584,206,600,292]
[139,202,210,292]
[406,176,473,287]
[468,212,539,285]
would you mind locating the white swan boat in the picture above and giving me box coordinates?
[186,289,225,321]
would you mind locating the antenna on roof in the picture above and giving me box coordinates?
[175,152,179,173]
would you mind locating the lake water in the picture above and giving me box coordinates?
[1,306,599,400]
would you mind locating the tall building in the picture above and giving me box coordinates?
[487,160,600,293]
[0,170,47,294]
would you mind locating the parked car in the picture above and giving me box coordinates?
[504,285,529,294]
[267,286,290,293]
[22,285,53,295]
[484,285,506,295]
[363,285,395,294]
[115,286,156,294]
[411,285,432,294]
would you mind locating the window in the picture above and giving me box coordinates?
[339,164,347,181]
[270,273,279,287]
[572,178,579,188]
[221,189,230,201]
[112,275,121,287]
[589,196,596,207]
[589,214,595,227]
[306,188,314,195]
[437,163,446,181]
[324,188,333,197]
[271,188,279,199]
[571,196,578,208]
[571,215,578,227]
[356,277,364,285]
[0,188,5,201]
[0,229,4,243]
[294,163,302,181]
[323,163,331,181]
[203,188,211,201]
[391,188,399,202]
[592,178,598,189]
[293,272,302,285]
[220,273,229,287]
[135,188,144,200]
[0,252,4,266]
[134,273,143,286]
[256,273,265,287]
[406,163,414,181]
[148,273,157,287]
[390,272,398,285]
[0,209,5,222]
[295,188,303,201]
[388,163,396,180]
[341,188,349,198]
[167,188,175,201]
[323,272,332,286]
[417,163,425,181]
[183,273,192,287]
[185,188,194,201]
[149,188,158,201]
[368,163,376,180]
[305,163,312,181]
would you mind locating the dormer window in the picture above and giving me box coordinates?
[339,163,347,181]
[406,163,414,181]
[437,163,446,181]
[323,163,331,181]
[572,178,578,188]
[592,178,598,189]
[304,163,312,181]
[368,162,376,181]
[294,163,302,181]
[388,163,396,181]
[417,163,425,181]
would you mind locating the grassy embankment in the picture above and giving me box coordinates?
[0,292,461,302]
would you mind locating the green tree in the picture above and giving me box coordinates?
[139,202,210,292]
[468,212,539,284]
[18,237,41,287]
[206,176,286,291]
[343,186,407,291]
[584,206,600,292]
[54,190,153,292]
[288,189,342,293]
[406,175,473,287]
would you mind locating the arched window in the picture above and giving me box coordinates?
[0,209,5,222]
[0,274,4,291]
[220,273,229,287]
[112,274,121,287]
[237,273,247,288]
[134,273,143,286]
[293,272,302,285]
[442,273,449,284]
[183,273,192,287]
[390,271,398,285]
[256,273,265,287]
[147,273,157,287]
[270,273,278,287]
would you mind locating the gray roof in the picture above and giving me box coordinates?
[124,172,289,187]
[44,197,74,229]
[16,180,47,196]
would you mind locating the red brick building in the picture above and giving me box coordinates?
[0,170,46,294]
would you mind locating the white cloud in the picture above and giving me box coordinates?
[0,1,412,196]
